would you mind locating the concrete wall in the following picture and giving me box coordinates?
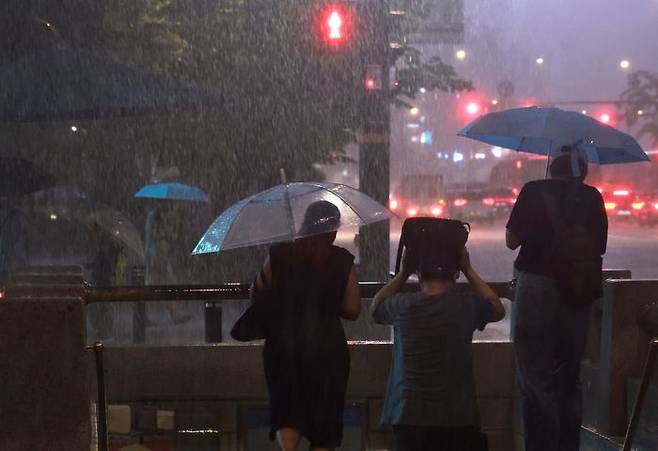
[599,279,658,436]
[0,299,90,451]
[102,342,518,451]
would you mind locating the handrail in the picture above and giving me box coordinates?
[84,281,515,303]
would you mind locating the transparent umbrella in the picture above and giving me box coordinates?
[192,182,394,254]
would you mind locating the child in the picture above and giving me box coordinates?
[371,247,505,451]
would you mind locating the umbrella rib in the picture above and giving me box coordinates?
[282,184,297,238]
[322,185,368,224]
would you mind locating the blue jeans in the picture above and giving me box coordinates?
[512,271,590,451]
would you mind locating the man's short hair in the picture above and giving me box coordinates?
[419,260,458,283]
[550,148,588,181]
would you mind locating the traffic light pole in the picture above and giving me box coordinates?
[358,73,391,282]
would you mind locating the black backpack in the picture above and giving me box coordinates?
[394,217,470,276]
[542,185,603,308]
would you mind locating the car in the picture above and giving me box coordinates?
[600,186,636,219]
[482,187,518,219]
[389,174,447,218]
[446,189,496,223]
[633,190,658,225]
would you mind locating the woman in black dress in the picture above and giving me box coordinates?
[251,200,361,451]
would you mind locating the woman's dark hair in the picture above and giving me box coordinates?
[550,148,588,181]
[299,200,341,236]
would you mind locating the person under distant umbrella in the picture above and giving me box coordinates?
[250,200,361,451]
[505,150,608,451]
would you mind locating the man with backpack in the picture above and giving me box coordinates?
[371,222,505,451]
[506,150,608,451]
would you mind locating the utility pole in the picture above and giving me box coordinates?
[356,1,391,281]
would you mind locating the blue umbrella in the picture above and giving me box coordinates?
[134,183,208,202]
[0,50,210,122]
[458,107,650,164]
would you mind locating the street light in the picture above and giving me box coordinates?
[619,59,631,70]
[455,49,467,60]
[638,109,644,116]
[409,107,419,116]
[536,57,545,65]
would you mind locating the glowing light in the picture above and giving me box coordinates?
[365,78,376,89]
[49,213,58,220]
[407,207,418,217]
[619,59,631,69]
[482,198,495,206]
[411,136,418,143]
[409,107,419,116]
[581,110,588,115]
[407,123,419,129]
[491,147,503,158]
[454,198,468,207]
[654,203,658,210]
[516,160,523,169]
[491,99,499,105]
[453,152,464,162]
[599,113,611,124]
[632,202,645,210]
[390,199,399,210]
[638,110,644,116]
[327,11,343,39]
[455,49,467,60]
[466,102,481,115]
[420,131,433,144]
[605,202,616,210]
[419,87,427,93]
[474,152,486,160]
[536,57,545,65]
[70,126,78,132]
[431,207,442,216]
[613,189,629,196]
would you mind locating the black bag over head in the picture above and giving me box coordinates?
[542,184,603,308]
[395,217,470,277]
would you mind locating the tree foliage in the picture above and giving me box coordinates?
[621,70,658,145]
[1,0,472,205]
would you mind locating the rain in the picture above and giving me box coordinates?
[1,1,658,450]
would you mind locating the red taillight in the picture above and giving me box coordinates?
[482,198,494,206]
[613,190,629,196]
[389,199,399,210]
[654,202,658,211]
[454,198,468,207]
[431,207,443,217]
[407,207,418,217]
[632,202,645,210]
[605,202,617,210]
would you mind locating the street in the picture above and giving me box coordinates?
[336,219,658,282]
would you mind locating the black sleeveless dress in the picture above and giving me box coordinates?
[263,242,355,448]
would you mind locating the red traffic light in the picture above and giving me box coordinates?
[466,102,481,116]
[318,4,353,47]
[364,64,382,90]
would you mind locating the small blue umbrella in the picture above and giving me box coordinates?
[458,107,650,165]
[134,182,208,202]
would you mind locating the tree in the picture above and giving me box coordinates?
[621,70,658,145]
[0,0,472,206]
